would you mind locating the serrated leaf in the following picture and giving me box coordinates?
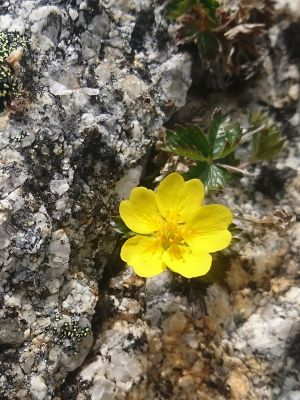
[252,133,284,161]
[249,113,284,161]
[208,111,242,159]
[111,217,135,239]
[165,125,210,161]
[184,161,230,191]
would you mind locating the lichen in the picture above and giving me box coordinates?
[0,31,27,99]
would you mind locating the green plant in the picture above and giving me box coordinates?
[167,0,220,58]
[161,110,284,191]
[166,0,219,21]
[165,0,274,84]
[249,112,285,162]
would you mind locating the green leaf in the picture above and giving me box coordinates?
[165,125,210,161]
[197,0,219,22]
[208,111,242,159]
[111,217,135,239]
[184,161,230,191]
[249,113,285,161]
[196,31,219,58]
[166,0,198,19]
[228,223,243,245]
[166,0,219,21]
[228,223,243,236]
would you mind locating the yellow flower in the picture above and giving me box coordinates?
[119,173,232,278]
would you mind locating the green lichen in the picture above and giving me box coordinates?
[0,31,27,99]
[59,321,90,341]
[0,64,17,98]
[45,315,91,355]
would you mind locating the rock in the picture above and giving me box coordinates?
[30,375,47,400]
[1,0,300,399]
[62,5,300,398]
[0,0,191,398]
[227,370,250,400]
[288,84,299,101]
[274,0,300,18]
[48,229,70,273]
[0,318,27,345]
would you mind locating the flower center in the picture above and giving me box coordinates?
[157,215,185,249]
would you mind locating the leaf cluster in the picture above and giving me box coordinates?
[164,110,242,190]
[162,110,284,191]
[167,0,220,58]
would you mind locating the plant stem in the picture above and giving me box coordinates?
[234,215,270,225]
[216,163,256,177]
[241,124,266,144]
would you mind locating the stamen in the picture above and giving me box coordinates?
[158,215,185,249]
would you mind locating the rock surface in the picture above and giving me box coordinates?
[0,0,191,398]
[1,1,300,400]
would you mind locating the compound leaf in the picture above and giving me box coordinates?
[208,110,242,159]
[184,161,230,191]
[250,113,284,161]
[165,125,210,161]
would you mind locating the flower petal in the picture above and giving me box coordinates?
[163,244,212,278]
[155,173,205,222]
[183,204,233,252]
[120,235,165,278]
[120,187,162,234]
